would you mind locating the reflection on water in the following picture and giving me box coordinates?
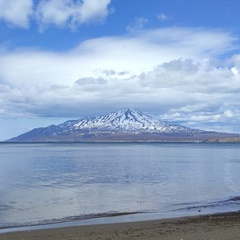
[0,143,240,229]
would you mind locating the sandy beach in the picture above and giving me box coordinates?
[1,212,240,240]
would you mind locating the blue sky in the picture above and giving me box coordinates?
[0,0,240,140]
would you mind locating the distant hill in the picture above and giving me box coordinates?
[6,109,240,142]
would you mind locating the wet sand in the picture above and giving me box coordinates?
[1,212,240,240]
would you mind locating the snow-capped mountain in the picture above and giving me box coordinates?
[7,108,235,142]
[70,108,202,134]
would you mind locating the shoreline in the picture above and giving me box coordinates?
[1,211,240,240]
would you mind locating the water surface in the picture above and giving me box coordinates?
[0,143,240,230]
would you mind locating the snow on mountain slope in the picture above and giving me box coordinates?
[70,108,203,134]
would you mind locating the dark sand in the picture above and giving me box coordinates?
[1,212,240,240]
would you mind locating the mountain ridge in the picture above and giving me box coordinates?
[6,109,240,142]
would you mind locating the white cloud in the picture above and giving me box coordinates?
[0,0,33,28]
[224,110,234,118]
[80,0,111,23]
[231,66,239,76]
[36,0,111,31]
[157,13,173,21]
[0,27,240,133]
[1,28,235,88]
[126,17,149,32]
[0,0,111,30]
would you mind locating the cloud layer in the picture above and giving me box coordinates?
[0,0,111,30]
[0,27,240,133]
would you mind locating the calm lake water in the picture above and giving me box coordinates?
[0,143,240,231]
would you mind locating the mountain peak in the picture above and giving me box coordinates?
[72,108,192,133]
[112,108,143,116]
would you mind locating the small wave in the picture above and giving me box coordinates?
[0,210,150,231]
[0,204,14,211]
[172,196,240,212]
[228,196,240,202]
[39,211,149,225]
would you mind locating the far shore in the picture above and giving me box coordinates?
[1,211,240,240]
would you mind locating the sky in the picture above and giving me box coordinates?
[0,0,240,141]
